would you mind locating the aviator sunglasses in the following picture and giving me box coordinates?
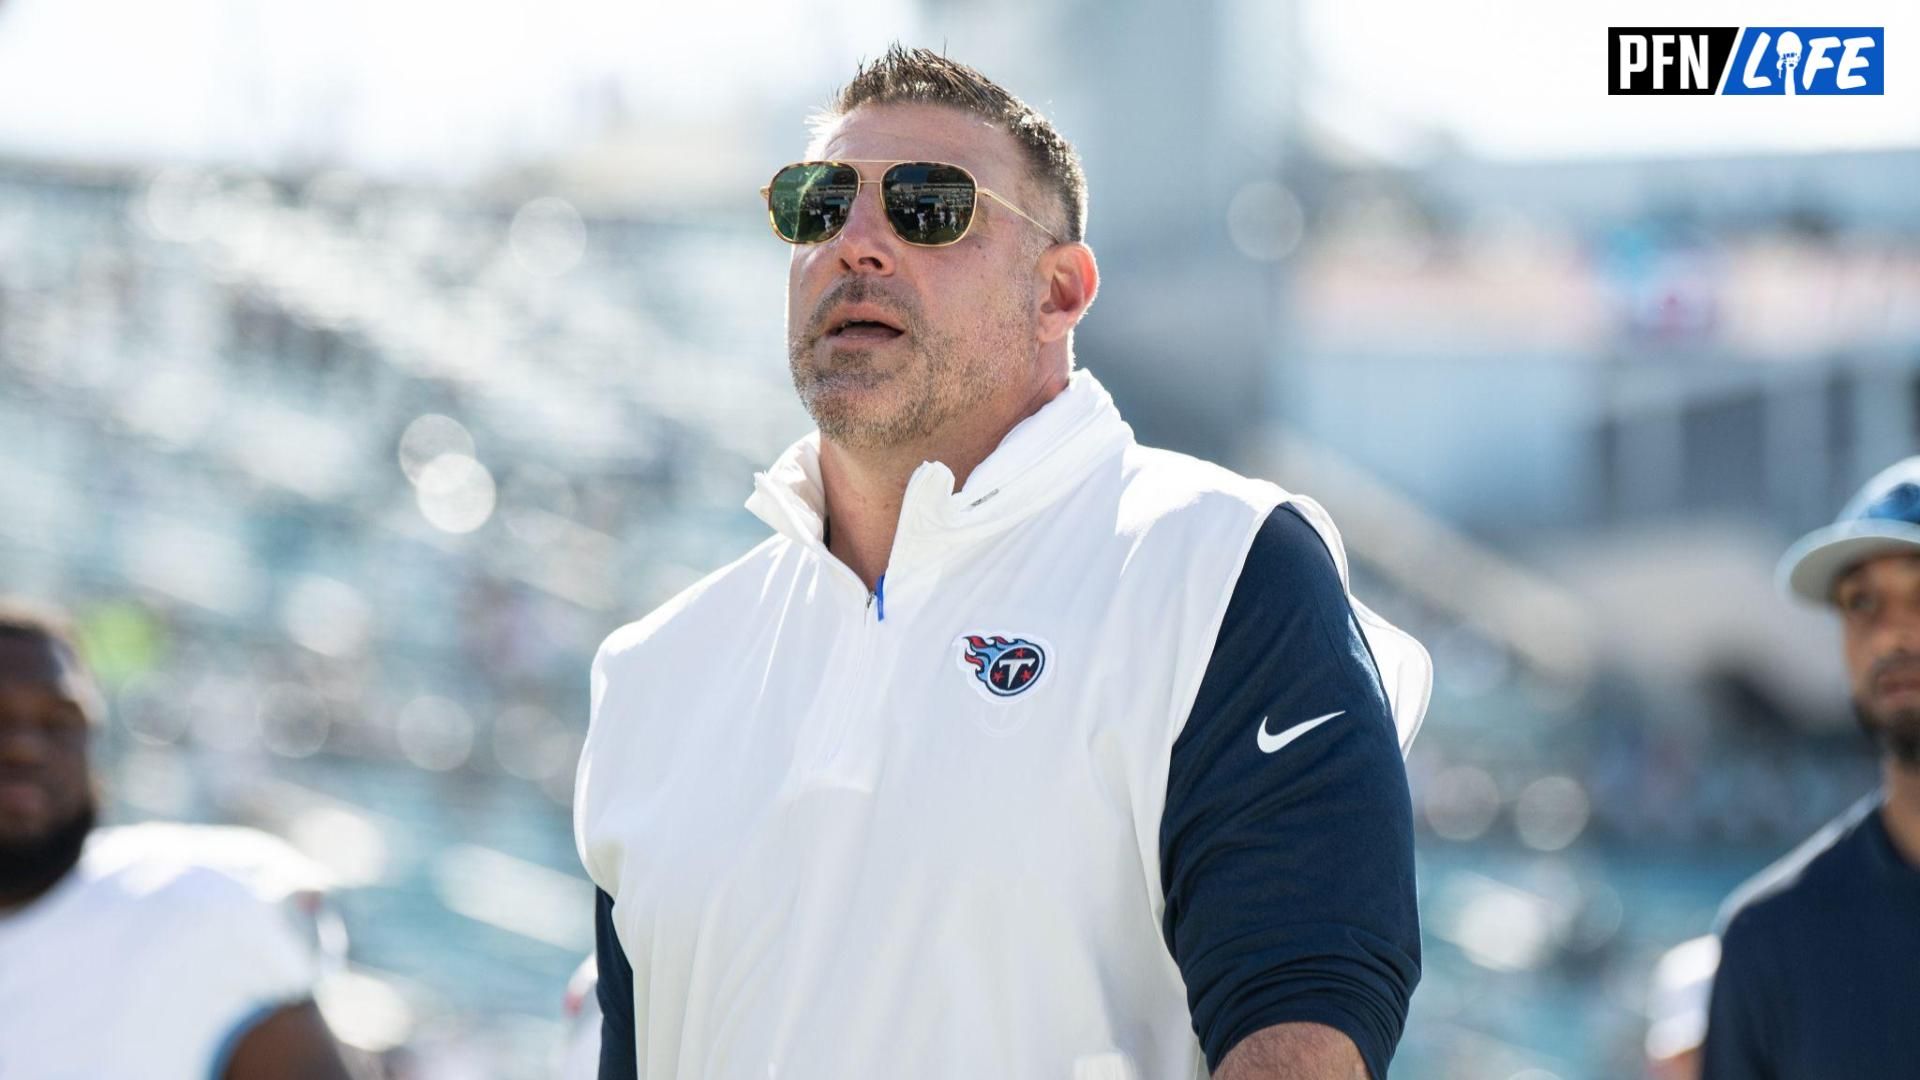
[761,159,1062,248]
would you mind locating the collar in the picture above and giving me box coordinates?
[746,368,1134,566]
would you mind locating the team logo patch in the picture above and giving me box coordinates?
[957,634,1048,699]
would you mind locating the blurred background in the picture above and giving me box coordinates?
[2,0,1917,1076]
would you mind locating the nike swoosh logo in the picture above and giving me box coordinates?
[1256,711,1344,754]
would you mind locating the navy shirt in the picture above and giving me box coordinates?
[1160,502,1420,1077]
[594,887,638,1080]
[1703,792,1920,1080]
[595,503,1421,1078]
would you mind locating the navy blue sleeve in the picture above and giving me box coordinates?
[1160,503,1421,1079]
[595,888,639,1080]
[1700,912,1780,1080]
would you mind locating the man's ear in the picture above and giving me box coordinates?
[1036,242,1098,344]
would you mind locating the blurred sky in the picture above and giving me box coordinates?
[0,0,1914,178]
[1304,0,1919,160]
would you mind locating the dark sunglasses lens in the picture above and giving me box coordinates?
[882,163,975,245]
[769,164,858,243]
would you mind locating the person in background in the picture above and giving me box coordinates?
[1701,458,1920,1078]
[0,598,354,1080]
[556,955,602,1080]
[1644,934,1717,1080]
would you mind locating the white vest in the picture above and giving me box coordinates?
[574,369,1429,1080]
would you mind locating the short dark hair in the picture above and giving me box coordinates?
[0,598,84,664]
[0,598,103,723]
[813,44,1089,243]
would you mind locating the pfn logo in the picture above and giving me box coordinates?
[1609,27,1883,95]
[1609,28,1740,94]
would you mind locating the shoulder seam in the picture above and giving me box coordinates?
[1164,499,1279,750]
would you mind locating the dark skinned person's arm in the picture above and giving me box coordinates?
[223,1000,353,1080]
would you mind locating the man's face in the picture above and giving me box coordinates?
[1835,554,1920,764]
[0,635,96,902]
[785,103,1055,451]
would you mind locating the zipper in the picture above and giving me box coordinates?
[799,569,888,785]
[814,516,886,621]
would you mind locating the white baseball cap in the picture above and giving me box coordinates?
[1779,456,1920,605]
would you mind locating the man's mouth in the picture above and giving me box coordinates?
[0,777,49,817]
[821,303,908,343]
[1878,673,1920,697]
[829,321,905,342]
[1871,657,1920,699]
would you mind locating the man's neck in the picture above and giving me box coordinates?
[820,371,1066,590]
[1884,758,1920,870]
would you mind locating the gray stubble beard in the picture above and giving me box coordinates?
[787,284,1036,454]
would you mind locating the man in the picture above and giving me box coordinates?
[574,46,1429,1080]
[0,599,353,1080]
[1701,457,1920,1078]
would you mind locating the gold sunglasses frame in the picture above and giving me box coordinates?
[759,159,1062,248]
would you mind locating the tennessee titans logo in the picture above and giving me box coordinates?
[959,634,1047,698]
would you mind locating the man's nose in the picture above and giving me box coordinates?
[1871,602,1920,656]
[0,717,48,766]
[829,182,898,276]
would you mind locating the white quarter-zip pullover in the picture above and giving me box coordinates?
[575,368,1429,1079]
